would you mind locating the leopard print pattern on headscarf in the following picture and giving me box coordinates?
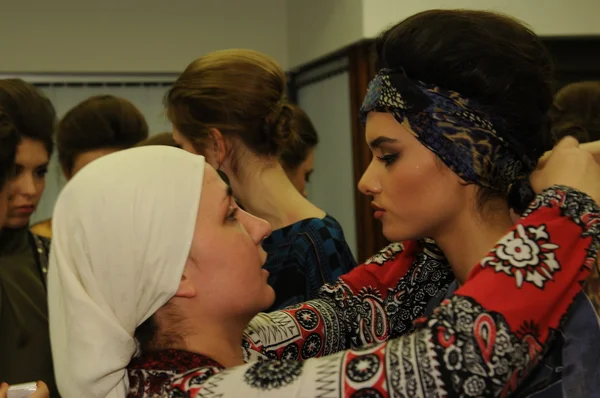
[360,69,535,194]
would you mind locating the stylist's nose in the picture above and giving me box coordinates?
[242,211,272,244]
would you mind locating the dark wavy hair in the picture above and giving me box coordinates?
[0,111,19,192]
[0,79,56,156]
[375,10,554,213]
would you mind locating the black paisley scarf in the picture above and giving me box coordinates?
[359,69,536,196]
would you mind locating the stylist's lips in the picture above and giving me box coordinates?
[371,202,385,220]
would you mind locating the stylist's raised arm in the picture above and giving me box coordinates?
[531,136,600,203]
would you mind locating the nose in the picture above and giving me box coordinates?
[358,161,381,196]
[12,173,37,198]
[241,210,272,245]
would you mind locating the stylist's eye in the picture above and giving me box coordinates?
[226,207,238,222]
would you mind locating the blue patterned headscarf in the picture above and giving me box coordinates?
[359,69,536,195]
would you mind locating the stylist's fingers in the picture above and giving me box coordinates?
[31,381,49,398]
[0,383,9,398]
[555,135,580,149]
[531,136,600,203]
[537,136,580,168]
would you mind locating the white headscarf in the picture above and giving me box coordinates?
[48,146,205,398]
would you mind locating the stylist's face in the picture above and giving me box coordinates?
[184,166,274,318]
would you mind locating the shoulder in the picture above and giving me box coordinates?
[128,364,223,396]
[169,366,223,394]
[297,215,350,246]
[364,242,405,266]
[30,219,52,239]
[30,232,51,254]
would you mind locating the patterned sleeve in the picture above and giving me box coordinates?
[243,239,455,361]
[219,186,600,397]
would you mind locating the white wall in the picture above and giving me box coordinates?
[362,0,600,38]
[2,0,596,72]
[297,72,358,259]
[286,0,600,69]
[286,0,363,70]
[0,0,288,73]
[31,83,173,224]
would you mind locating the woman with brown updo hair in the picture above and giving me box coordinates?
[166,49,356,311]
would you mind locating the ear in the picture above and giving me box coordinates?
[209,128,228,166]
[173,268,197,299]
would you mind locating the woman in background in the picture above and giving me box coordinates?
[30,94,149,238]
[279,103,318,198]
[549,80,600,143]
[167,50,357,310]
[0,79,59,397]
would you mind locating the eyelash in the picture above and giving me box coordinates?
[376,153,399,166]
[14,166,48,179]
[227,207,238,222]
[36,167,48,178]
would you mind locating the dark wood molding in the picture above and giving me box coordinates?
[542,36,600,88]
[286,72,298,103]
[348,40,389,262]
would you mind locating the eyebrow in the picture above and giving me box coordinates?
[369,136,397,149]
[15,162,49,169]
[222,184,233,203]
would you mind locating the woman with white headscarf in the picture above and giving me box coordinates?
[48,146,274,397]
[48,140,600,397]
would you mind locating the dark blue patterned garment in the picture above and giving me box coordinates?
[424,281,600,397]
[262,215,356,311]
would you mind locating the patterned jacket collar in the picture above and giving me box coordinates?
[128,349,224,373]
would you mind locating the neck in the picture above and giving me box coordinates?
[433,200,513,285]
[178,318,247,368]
[226,157,324,230]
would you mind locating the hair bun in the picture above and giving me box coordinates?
[262,100,298,154]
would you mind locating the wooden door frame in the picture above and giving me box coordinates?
[288,39,387,262]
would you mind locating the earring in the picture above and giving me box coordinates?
[216,169,230,186]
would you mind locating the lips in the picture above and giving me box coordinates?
[371,202,385,220]
[13,205,35,215]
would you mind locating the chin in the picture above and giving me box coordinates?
[4,216,30,229]
[262,286,276,311]
[382,224,421,243]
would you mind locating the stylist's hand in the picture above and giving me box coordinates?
[531,136,600,204]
